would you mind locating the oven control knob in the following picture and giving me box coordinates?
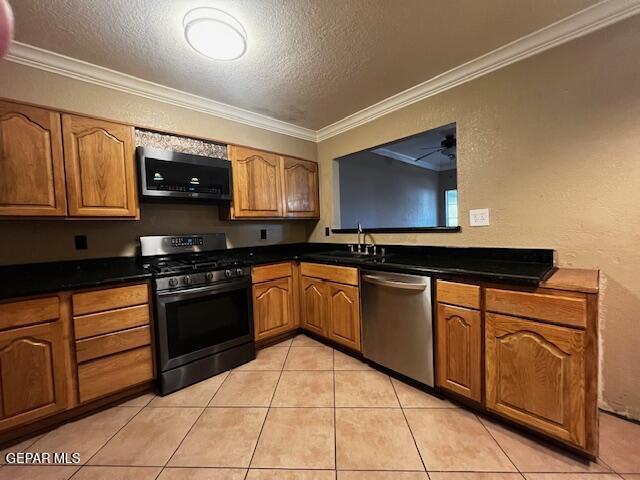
[205,272,215,282]
[224,269,232,278]
[168,277,179,287]
[236,268,244,276]
[182,276,192,286]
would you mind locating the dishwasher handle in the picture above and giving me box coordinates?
[362,274,427,291]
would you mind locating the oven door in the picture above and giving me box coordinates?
[155,277,253,372]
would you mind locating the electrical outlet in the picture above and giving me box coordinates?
[325,227,330,237]
[74,235,88,250]
[469,208,490,227]
[260,229,267,240]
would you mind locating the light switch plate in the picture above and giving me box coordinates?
[469,208,490,226]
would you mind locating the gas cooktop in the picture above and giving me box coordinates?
[143,253,244,275]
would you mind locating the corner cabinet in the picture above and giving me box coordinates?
[300,263,361,351]
[62,115,138,218]
[0,101,67,216]
[0,100,139,219]
[301,276,327,337]
[224,146,319,220]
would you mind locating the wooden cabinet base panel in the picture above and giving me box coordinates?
[77,346,154,404]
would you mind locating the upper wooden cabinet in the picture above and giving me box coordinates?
[225,146,319,219]
[62,115,138,218]
[486,312,587,448]
[0,299,69,431]
[228,145,284,218]
[282,157,319,218]
[0,100,139,219]
[0,101,67,216]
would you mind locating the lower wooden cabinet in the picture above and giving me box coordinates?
[0,308,69,431]
[436,303,482,402]
[326,283,361,350]
[72,283,154,404]
[253,276,295,342]
[301,276,326,336]
[486,312,587,448]
[78,346,154,404]
[300,263,361,351]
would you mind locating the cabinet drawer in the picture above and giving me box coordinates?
[252,262,293,283]
[78,346,154,403]
[300,263,358,286]
[436,280,480,309]
[0,296,59,331]
[76,325,151,363]
[486,288,586,328]
[74,304,150,340]
[72,284,148,316]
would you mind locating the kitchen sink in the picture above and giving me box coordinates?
[305,250,387,263]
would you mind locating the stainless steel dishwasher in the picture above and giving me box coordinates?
[361,270,434,386]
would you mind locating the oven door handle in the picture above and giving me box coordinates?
[157,279,249,300]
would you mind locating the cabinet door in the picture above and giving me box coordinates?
[327,283,361,351]
[229,145,283,218]
[436,303,482,402]
[253,277,295,341]
[62,114,138,217]
[282,157,319,218]
[0,321,68,430]
[301,277,326,336]
[0,101,67,216]
[486,313,586,447]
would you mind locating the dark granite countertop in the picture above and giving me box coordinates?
[0,242,554,300]
[0,257,152,300]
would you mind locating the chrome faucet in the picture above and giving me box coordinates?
[357,223,363,254]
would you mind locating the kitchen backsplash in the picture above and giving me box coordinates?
[0,203,309,265]
[135,129,228,159]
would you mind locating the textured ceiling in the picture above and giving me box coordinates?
[11,0,599,130]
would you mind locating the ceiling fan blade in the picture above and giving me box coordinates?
[415,149,443,161]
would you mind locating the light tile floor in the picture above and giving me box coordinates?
[1,334,639,480]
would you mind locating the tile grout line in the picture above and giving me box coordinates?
[475,412,523,477]
[67,405,149,478]
[390,378,429,475]
[243,338,293,479]
[161,370,233,472]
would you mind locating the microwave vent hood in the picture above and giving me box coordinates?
[137,146,232,202]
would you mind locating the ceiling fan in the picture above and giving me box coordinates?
[415,134,457,162]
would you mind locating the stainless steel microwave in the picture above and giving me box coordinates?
[137,146,232,201]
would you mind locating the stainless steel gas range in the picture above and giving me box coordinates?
[140,234,255,395]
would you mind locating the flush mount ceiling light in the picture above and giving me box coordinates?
[183,7,247,61]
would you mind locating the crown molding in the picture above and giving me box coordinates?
[5,0,639,144]
[5,42,317,142]
[316,0,640,142]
